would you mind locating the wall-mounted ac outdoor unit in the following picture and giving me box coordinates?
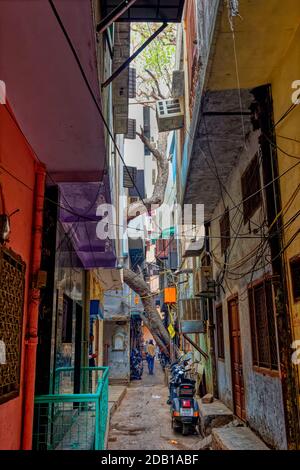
[195,266,215,298]
[180,298,203,322]
[156,99,184,133]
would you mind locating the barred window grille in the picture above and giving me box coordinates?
[123,166,137,188]
[241,153,262,223]
[125,119,136,140]
[128,67,136,99]
[248,279,279,370]
[216,305,225,359]
[290,256,300,302]
[219,208,230,255]
[0,247,25,403]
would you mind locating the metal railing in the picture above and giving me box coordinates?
[33,367,109,450]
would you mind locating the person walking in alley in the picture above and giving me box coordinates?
[146,339,156,375]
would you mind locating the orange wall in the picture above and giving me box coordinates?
[142,326,154,344]
[0,104,36,449]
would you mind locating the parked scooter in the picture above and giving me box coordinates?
[168,358,199,435]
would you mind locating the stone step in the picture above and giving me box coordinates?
[199,399,234,436]
[108,386,127,419]
[212,426,270,450]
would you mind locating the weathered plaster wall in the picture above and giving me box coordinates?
[0,105,36,450]
[211,130,287,449]
[104,320,130,384]
[271,23,300,402]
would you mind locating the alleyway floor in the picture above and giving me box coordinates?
[108,361,202,450]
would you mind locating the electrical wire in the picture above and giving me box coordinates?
[48,0,166,241]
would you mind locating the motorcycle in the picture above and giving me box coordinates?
[130,348,143,380]
[168,358,199,436]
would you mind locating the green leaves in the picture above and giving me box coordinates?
[131,23,176,100]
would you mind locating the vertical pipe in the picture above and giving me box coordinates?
[21,162,46,450]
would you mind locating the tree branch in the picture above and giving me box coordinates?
[123,268,170,347]
[127,128,169,221]
[145,69,166,100]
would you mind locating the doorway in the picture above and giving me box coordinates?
[228,297,246,420]
[74,303,82,395]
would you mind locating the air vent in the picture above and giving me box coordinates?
[123,166,137,188]
[128,67,137,99]
[125,119,136,140]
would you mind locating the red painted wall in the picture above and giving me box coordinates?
[0,104,36,449]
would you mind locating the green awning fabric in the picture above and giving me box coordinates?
[151,226,175,242]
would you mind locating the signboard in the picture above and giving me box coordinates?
[181,320,205,334]
[90,300,104,319]
[168,323,176,338]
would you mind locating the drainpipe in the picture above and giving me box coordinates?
[21,162,46,450]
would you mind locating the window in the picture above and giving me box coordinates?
[241,153,261,222]
[219,208,230,255]
[248,280,278,370]
[143,106,151,155]
[62,295,73,343]
[128,67,136,99]
[123,165,137,188]
[216,305,225,359]
[112,328,126,351]
[0,247,25,404]
[125,118,136,140]
[290,256,300,302]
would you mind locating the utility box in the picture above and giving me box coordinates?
[195,266,215,297]
[156,98,184,132]
[164,287,177,304]
[172,70,185,98]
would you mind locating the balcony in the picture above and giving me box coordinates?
[33,367,109,450]
[101,0,185,23]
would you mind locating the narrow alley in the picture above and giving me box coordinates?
[108,362,201,451]
[0,0,300,458]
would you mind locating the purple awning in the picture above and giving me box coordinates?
[59,179,117,268]
[0,0,106,182]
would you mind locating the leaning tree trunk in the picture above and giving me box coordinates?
[123,129,175,357]
[127,130,169,221]
[123,269,170,349]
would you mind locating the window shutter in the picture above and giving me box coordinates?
[128,67,136,99]
[290,257,300,301]
[248,280,278,370]
[125,119,136,140]
[219,208,230,255]
[241,153,261,222]
[123,166,137,188]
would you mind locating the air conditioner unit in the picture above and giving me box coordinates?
[156,99,184,133]
[195,266,216,298]
[179,298,204,322]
